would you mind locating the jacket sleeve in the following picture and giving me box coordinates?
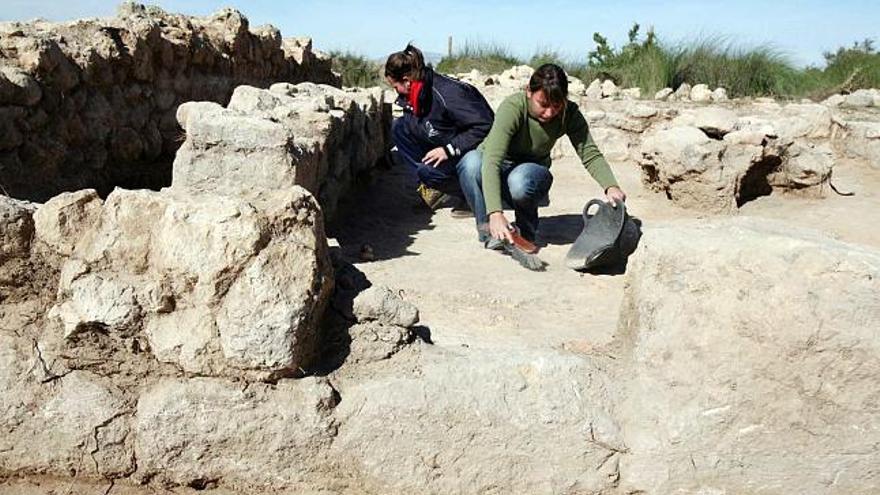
[442,83,495,158]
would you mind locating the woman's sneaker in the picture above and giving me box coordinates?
[417,184,447,210]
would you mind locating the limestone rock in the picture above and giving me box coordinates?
[710,87,728,102]
[823,93,845,107]
[0,369,133,478]
[653,87,673,100]
[617,217,880,493]
[639,126,789,212]
[775,141,834,189]
[173,83,388,219]
[777,103,833,139]
[722,129,768,146]
[0,196,36,263]
[620,87,641,100]
[0,66,42,106]
[671,107,739,137]
[601,79,619,98]
[591,127,631,162]
[585,78,603,100]
[352,285,419,327]
[347,321,413,364]
[497,65,533,89]
[33,189,103,256]
[842,89,877,108]
[568,75,586,96]
[689,83,712,102]
[46,187,333,377]
[135,377,339,488]
[672,82,691,101]
[332,346,624,495]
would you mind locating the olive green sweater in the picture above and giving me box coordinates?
[480,92,619,213]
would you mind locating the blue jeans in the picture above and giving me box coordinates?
[457,149,553,243]
[391,118,462,196]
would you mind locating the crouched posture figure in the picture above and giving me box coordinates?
[385,44,494,208]
[457,63,627,246]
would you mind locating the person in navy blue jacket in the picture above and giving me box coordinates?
[385,44,494,210]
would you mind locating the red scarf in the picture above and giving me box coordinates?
[407,80,424,115]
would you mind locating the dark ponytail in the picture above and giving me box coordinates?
[384,43,426,82]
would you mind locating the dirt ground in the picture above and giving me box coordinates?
[330,154,880,354]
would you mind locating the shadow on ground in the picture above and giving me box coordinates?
[327,162,435,262]
[538,214,583,246]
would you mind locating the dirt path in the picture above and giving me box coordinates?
[330,155,880,353]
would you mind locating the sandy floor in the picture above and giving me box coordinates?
[329,154,880,354]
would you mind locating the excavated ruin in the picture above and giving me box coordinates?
[2,6,880,495]
[0,2,340,202]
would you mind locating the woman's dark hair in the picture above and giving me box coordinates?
[385,43,426,82]
[528,63,568,105]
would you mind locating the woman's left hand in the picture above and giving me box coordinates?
[422,147,449,167]
[605,186,627,207]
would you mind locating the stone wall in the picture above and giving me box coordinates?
[453,66,879,213]
[0,2,339,201]
[173,82,390,220]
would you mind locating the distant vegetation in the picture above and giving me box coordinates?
[429,25,880,99]
[328,29,879,99]
[329,50,382,88]
[435,42,521,75]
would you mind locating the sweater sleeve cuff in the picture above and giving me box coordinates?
[485,199,503,213]
[445,143,461,157]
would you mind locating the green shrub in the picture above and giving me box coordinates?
[580,25,878,98]
[437,42,522,75]
[818,39,880,94]
[330,50,382,88]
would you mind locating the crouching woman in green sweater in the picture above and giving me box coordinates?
[456,63,627,247]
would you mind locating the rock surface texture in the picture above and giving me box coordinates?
[172,82,390,219]
[0,3,339,201]
[2,47,880,495]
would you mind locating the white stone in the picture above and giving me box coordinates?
[672,83,691,101]
[654,88,673,100]
[672,107,739,136]
[822,94,845,107]
[600,79,619,98]
[145,308,216,373]
[620,87,641,100]
[617,217,880,493]
[33,189,102,256]
[710,87,728,102]
[842,89,876,108]
[352,286,419,327]
[585,79,603,100]
[0,196,36,263]
[1,370,132,477]
[135,377,338,487]
[689,83,712,102]
[333,347,623,494]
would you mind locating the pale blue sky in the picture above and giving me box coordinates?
[2,1,878,67]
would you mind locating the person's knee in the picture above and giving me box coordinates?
[509,168,553,204]
[415,165,434,185]
[456,150,483,186]
[416,165,454,189]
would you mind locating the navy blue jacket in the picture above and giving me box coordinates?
[395,68,494,159]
